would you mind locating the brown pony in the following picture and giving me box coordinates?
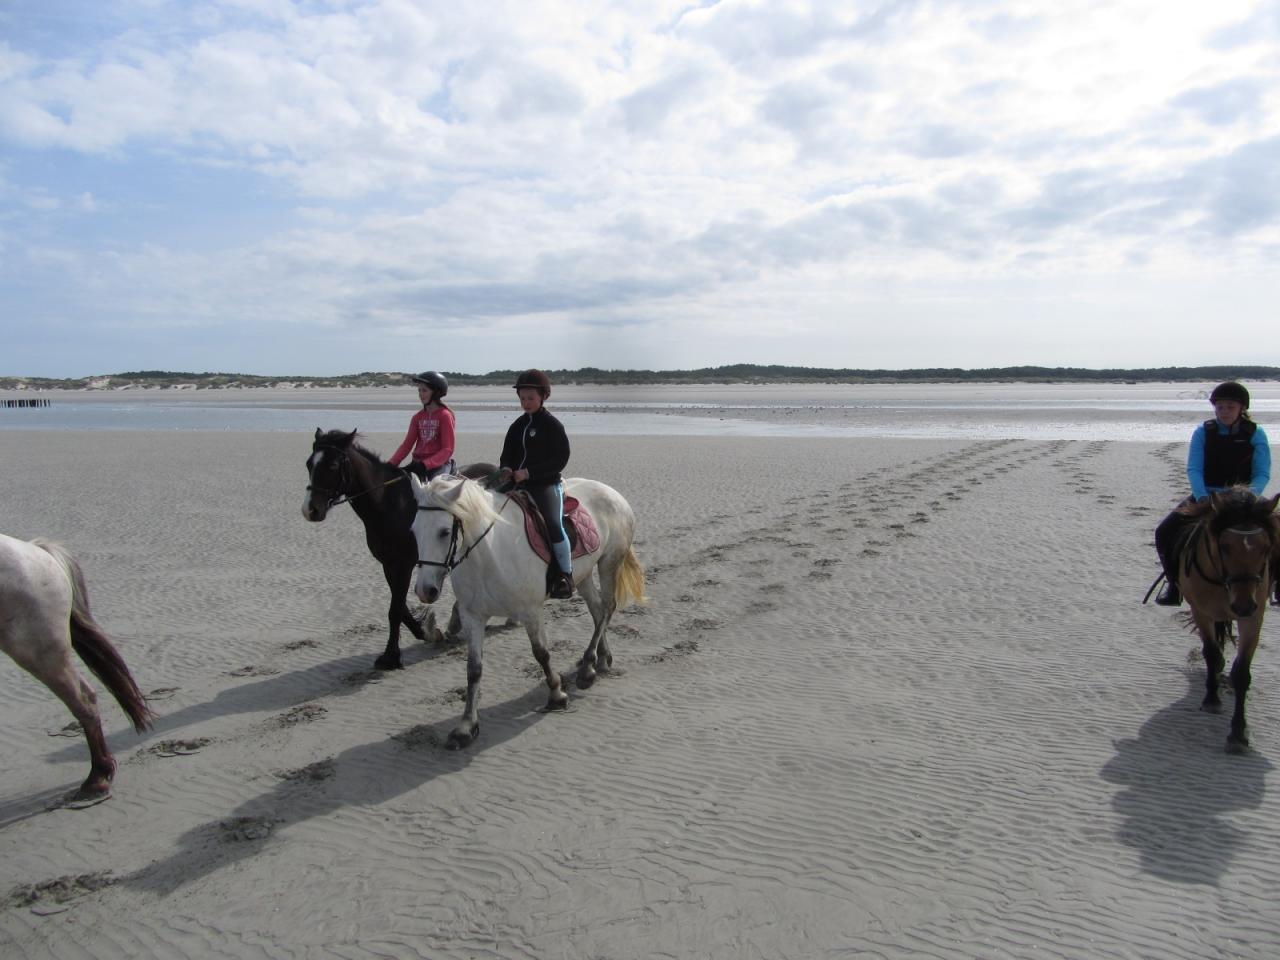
[1173,487,1280,752]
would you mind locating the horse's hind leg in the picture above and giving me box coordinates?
[526,618,569,711]
[574,570,614,689]
[42,660,115,796]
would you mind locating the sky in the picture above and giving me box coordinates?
[1,0,1278,378]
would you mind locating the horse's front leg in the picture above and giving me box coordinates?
[448,610,487,750]
[1227,619,1263,753]
[1194,610,1225,713]
[526,617,569,711]
[375,561,421,670]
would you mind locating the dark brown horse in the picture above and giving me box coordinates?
[302,429,492,670]
[1172,488,1280,752]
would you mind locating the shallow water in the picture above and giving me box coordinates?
[1,381,1276,442]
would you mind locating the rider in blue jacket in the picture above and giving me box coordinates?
[1153,381,1272,606]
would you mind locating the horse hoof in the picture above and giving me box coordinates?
[576,666,597,689]
[546,694,570,712]
[374,655,403,671]
[446,724,478,750]
[1226,734,1250,754]
[1200,699,1223,715]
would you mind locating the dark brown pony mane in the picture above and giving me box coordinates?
[1179,486,1280,541]
[313,429,390,470]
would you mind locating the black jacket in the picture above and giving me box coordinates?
[500,408,569,485]
[1202,417,1257,489]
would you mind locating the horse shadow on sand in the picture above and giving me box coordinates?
[121,680,554,895]
[12,629,493,822]
[1101,668,1272,885]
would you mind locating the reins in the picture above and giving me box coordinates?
[306,443,406,509]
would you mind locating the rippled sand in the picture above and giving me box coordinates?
[1,428,1277,959]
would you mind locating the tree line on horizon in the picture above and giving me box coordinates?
[3,364,1278,391]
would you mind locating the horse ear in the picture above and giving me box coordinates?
[1266,493,1280,515]
[315,427,323,440]
[408,473,425,495]
[347,429,358,441]
[439,476,466,504]
[1210,490,1226,512]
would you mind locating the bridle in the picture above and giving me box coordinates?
[1189,523,1272,590]
[414,496,504,572]
[306,444,404,509]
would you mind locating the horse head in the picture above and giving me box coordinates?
[302,427,359,521]
[1205,488,1280,618]
[410,475,502,604]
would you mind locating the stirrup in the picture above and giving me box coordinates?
[549,573,573,599]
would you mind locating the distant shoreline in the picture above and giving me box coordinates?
[2,364,1277,391]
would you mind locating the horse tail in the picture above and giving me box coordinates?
[33,540,155,733]
[613,546,647,609]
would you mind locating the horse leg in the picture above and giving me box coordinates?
[1195,610,1225,713]
[448,609,487,749]
[1226,622,1262,753]
[574,570,614,688]
[375,562,418,670]
[526,617,569,711]
[47,662,116,796]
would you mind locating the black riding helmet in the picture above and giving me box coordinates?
[514,368,552,399]
[1210,381,1250,409]
[411,371,448,398]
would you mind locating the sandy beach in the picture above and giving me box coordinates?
[2,425,1278,959]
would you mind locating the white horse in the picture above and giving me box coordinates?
[410,475,646,749]
[0,534,153,798]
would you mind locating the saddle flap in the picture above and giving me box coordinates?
[508,492,601,564]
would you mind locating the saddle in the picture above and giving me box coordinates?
[505,490,601,565]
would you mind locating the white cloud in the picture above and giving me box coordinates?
[1,0,1279,375]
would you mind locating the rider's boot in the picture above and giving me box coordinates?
[550,540,574,599]
[1155,580,1182,606]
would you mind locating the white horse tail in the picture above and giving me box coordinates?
[614,546,647,609]
[32,539,154,733]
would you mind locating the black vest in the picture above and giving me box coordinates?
[1202,418,1256,489]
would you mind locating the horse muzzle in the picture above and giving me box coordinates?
[415,581,440,605]
[302,500,329,522]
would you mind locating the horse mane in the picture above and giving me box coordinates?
[314,429,393,472]
[427,476,502,533]
[1179,486,1280,540]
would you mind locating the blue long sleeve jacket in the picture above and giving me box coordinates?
[1188,420,1271,500]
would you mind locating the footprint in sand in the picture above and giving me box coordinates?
[47,721,82,738]
[392,725,443,750]
[219,816,281,843]
[148,737,212,758]
[228,664,280,678]
[273,704,327,727]
[6,872,115,915]
[275,758,336,783]
[146,686,180,701]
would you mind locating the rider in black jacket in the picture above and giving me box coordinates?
[500,369,574,598]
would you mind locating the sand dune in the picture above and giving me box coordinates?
[1,428,1278,959]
